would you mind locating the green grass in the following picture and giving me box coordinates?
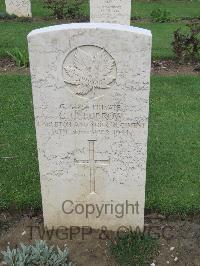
[0,75,200,213]
[133,0,200,19]
[110,232,158,266]
[135,22,188,59]
[0,21,189,60]
[147,76,200,214]
[0,0,5,13]
[31,0,50,17]
[0,21,53,59]
[82,0,200,19]
[0,0,198,60]
[0,75,40,209]
[1,0,200,19]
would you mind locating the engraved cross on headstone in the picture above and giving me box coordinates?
[75,140,110,194]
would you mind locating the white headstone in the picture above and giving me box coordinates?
[90,0,131,25]
[28,23,151,231]
[5,0,32,17]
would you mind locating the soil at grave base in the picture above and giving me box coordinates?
[0,57,200,76]
[0,57,29,75]
[0,211,199,266]
[151,60,200,76]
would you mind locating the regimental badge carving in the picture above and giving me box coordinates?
[63,45,117,99]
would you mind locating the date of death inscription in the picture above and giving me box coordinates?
[36,104,146,136]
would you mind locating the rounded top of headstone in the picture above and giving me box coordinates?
[27,23,152,40]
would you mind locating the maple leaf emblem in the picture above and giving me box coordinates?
[64,47,116,97]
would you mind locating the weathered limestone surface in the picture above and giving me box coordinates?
[90,0,131,25]
[28,23,152,230]
[5,0,32,17]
